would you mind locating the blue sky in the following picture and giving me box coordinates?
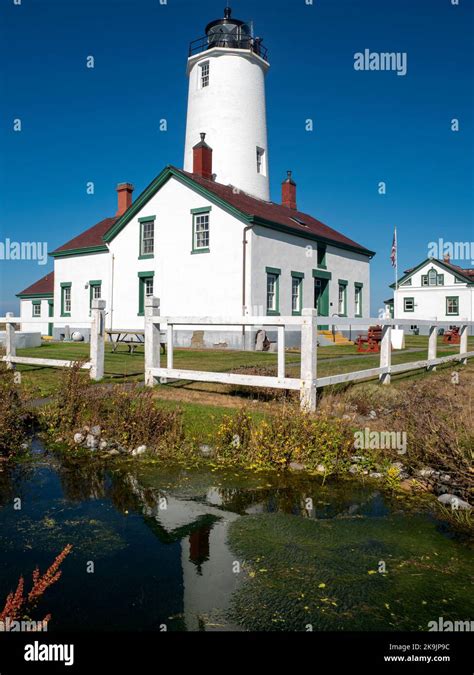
[0,0,472,314]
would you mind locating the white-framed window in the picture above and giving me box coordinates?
[199,61,210,88]
[145,277,154,298]
[355,286,362,316]
[32,302,41,317]
[428,268,437,285]
[193,213,210,251]
[61,285,71,316]
[446,296,459,316]
[404,297,415,312]
[140,220,155,257]
[92,285,101,300]
[256,147,266,175]
[266,273,279,313]
[338,283,347,315]
[291,276,302,314]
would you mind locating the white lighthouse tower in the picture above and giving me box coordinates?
[184,6,270,201]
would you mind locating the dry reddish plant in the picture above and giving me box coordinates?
[0,544,72,625]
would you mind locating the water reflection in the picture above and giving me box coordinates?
[0,449,470,632]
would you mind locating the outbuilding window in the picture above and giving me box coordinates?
[32,301,41,317]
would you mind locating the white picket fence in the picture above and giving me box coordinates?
[1,299,106,381]
[144,297,474,411]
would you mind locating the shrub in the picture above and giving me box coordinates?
[41,373,185,455]
[0,362,29,456]
[214,404,354,472]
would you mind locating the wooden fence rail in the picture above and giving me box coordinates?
[144,297,474,411]
[1,299,106,381]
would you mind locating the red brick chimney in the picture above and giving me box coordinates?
[443,252,451,264]
[116,183,134,216]
[282,171,297,210]
[193,133,213,180]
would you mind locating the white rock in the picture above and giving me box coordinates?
[315,464,326,474]
[90,425,101,437]
[85,434,98,450]
[99,440,108,450]
[73,433,85,445]
[289,462,305,471]
[200,445,213,458]
[437,494,471,510]
[131,445,147,457]
[369,472,383,479]
[418,467,436,478]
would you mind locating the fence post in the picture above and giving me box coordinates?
[5,313,16,370]
[277,325,285,379]
[300,308,318,411]
[427,325,437,371]
[459,324,468,366]
[379,324,392,385]
[90,299,106,380]
[145,296,160,387]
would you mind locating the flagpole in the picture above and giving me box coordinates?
[394,227,398,325]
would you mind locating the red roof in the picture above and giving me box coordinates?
[174,168,373,255]
[51,217,117,254]
[17,271,54,297]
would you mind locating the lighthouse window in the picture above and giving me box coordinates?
[200,61,210,88]
[193,213,210,251]
[256,147,265,175]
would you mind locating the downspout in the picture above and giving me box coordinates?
[242,223,255,350]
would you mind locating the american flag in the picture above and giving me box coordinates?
[390,228,397,268]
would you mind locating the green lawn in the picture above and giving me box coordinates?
[10,335,473,399]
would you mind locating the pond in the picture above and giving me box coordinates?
[0,442,472,632]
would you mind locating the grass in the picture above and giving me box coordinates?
[9,335,473,400]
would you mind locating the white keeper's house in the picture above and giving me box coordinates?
[385,255,474,335]
[17,7,374,348]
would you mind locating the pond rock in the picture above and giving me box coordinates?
[131,445,147,457]
[200,445,213,458]
[85,434,98,450]
[437,494,471,510]
[99,440,108,450]
[369,472,383,479]
[73,433,85,445]
[90,425,101,437]
[417,467,436,478]
[289,462,305,471]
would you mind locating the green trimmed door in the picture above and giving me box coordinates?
[314,278,329,330]
[48,300,54,337]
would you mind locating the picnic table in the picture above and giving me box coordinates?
[106,330,166,354]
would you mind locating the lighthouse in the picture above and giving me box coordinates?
[184,6,270,201]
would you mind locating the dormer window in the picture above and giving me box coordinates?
[421,268,444,286]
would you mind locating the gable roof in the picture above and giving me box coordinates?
[50,217,117,258]
[391,257,474,288]
[17,271,54,298]
[103,166,375,257]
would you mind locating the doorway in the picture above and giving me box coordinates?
[314,277,329,330]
